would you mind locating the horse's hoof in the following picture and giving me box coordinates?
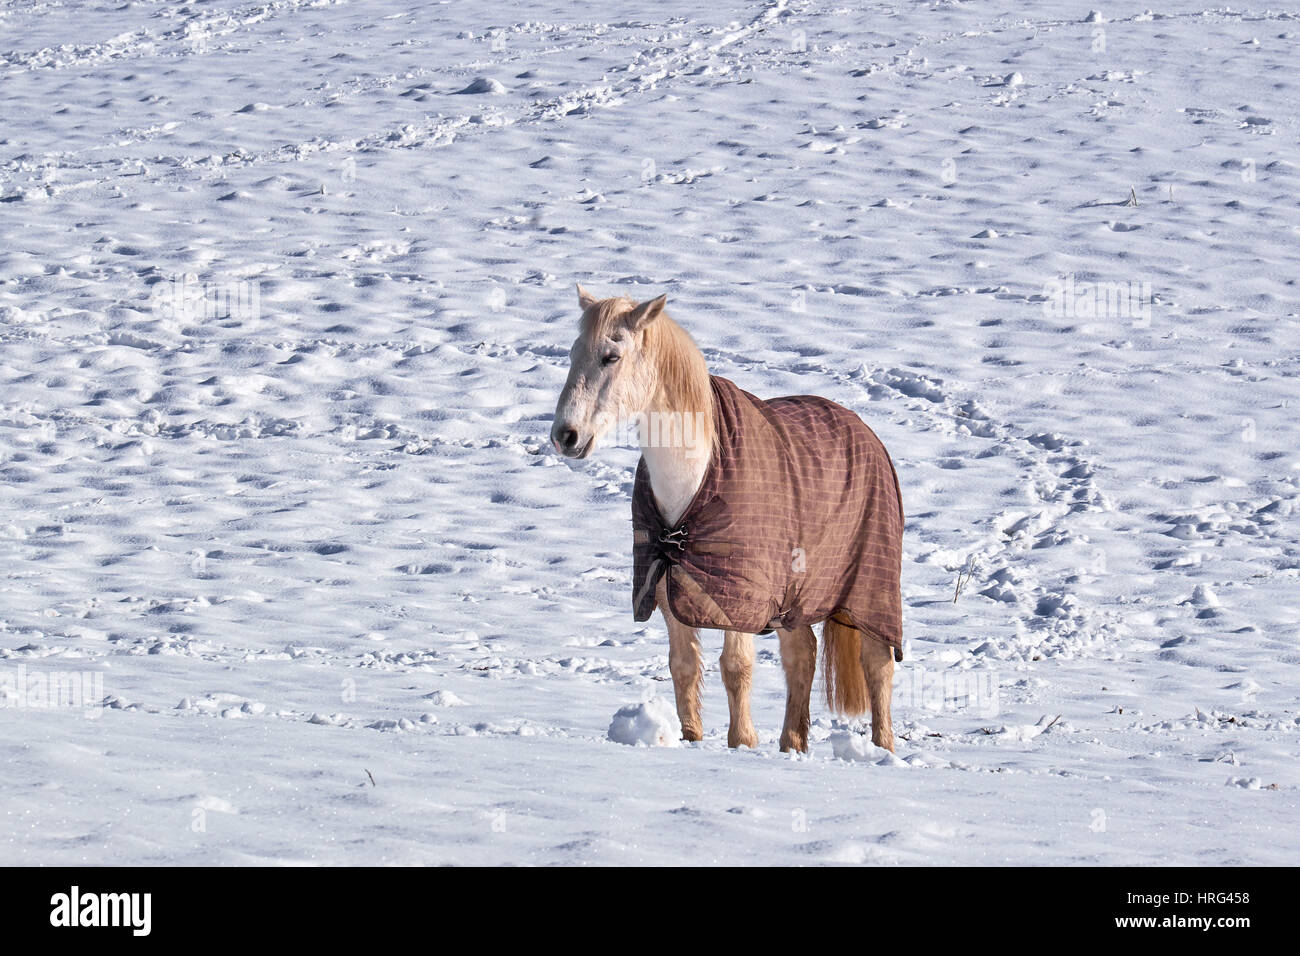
[728,728,759,749]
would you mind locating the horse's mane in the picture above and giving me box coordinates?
[582,298,718,459]
[644,313,717,458]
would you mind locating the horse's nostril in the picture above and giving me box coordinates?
[561,429,579,450]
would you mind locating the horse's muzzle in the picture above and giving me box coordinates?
[551,424,592,459]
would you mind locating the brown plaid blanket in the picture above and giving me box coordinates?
[632,375,903,649]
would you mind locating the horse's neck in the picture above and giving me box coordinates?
[640,400,710,527]
[641,431,707,527]
[637,318,713,526]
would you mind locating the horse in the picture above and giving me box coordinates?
[551,285,903,753]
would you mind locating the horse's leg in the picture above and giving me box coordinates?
[656,577,703,742]
[776,624,816,753]
[861,636,895,752]
[719,630,758,748]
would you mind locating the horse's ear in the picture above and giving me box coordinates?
[626,294,667,331]
[576,283,599,312]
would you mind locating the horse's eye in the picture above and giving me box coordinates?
[602,353,620,366]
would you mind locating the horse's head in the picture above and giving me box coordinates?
[550,284,667,459]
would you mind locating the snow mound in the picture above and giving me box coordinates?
[830,730,906,765]
[195,795,237,814]
[607,699,680,747]
[423,690,468,707]
[454,77,506,95]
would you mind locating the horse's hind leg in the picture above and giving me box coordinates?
[861,636,896,752]
[656,577,703,742]
[720,631,758,748]
[776,624,816,753]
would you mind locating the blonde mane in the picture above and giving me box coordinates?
[643,313,718,459]
[581,298,719,459]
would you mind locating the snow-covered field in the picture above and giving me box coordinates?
[1,0,1297,865]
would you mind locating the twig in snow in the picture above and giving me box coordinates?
[953,555,977,602]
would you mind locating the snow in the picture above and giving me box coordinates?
[454,77,508,96]
[607,699,681,748]
[828,731,904,766]
[1,0,1298,865]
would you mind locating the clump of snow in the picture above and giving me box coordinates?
[986,715,1069,742]
[368,717,417,732]
[423,690,467,706]
[195,795,237,814]
[990,723,1044,742]
[454,77,506,95]
[829,730,906,765]
[307,713,347,727]
[607,699,680,747]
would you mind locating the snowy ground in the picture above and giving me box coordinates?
[1,0,1298,865]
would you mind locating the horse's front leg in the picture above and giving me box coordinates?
[720,630,758,748]
[657,577,703,742]
[776,624,816,753]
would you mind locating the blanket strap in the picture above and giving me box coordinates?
[633,557,665,614]
[633,530,734,556]
[669,565,735,630]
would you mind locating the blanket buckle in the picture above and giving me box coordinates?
[657,527,688,562]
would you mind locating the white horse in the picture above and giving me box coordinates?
[552,286,897,752]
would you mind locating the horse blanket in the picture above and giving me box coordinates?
[632,375,903,650]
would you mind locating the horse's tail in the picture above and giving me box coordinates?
[822,614,869,716]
